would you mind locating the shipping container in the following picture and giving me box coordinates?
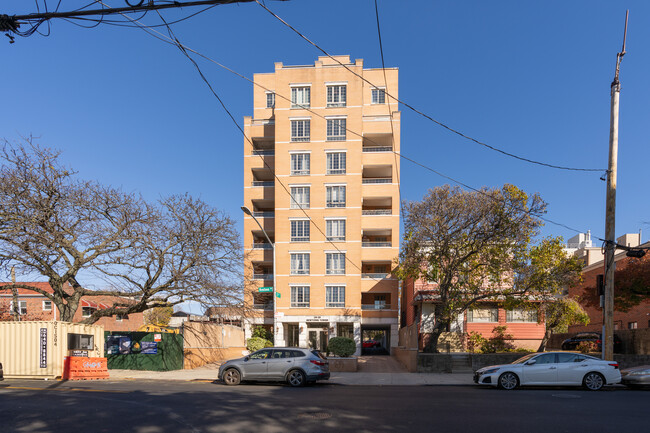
[0,321,104,379]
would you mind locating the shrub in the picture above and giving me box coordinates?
[466,331,488,354]
[251,326,273,344]
[327,337,356,357]
[246,337,273,352]
[577,341,598,354]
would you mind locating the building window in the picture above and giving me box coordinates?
[326,152,346,175]
[290,253,310,275]
[266,92,275,108]
[338,323,353,339]
[290,220,310,242]
[291,119,310,142]
[42,300,52,311]
[326,253,346,275]
[291,286,310,308]
[326,185,346,208]
[82,306,97,318]
[628,321,638,329]
[10,300,27,315]
[290,153,310,176]
[326,286,345,308]
[290,186,310,209]
[506,308,538,323]
[467,307,498,323]
[327,85,346,107]
[326,219,346,242]
[291,87,310,108]
[326,118,346,141]
[372,88,386,104]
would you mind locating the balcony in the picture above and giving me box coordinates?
[362,178,392,184]
[362,229,392,249]
[362,165,393,185]
[252,243,273,250]
[362,209,391,216]
[362,273,390,279]
[252,181,274,187]
[361,304,391,310]
[253,303,273,310]
[252,149,275,156]
[362,197,392,216]
[362,146,392,153]
[253,274,273,280]
[253,211,274,218]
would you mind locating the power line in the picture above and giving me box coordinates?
[106,8,600,243]
[254,0,606,174]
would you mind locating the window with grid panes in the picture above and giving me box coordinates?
[326,185,346,208]
[326,85,346,107]
[266,92,275,108]
[506,308,538,323]
[467,307,498,323]
[290,153,310,175]
[290,253,310,275]
[326,286,345,308]
[290,186,310,209]
[326,219,345,241]
[291,87,310,108]
[326,118,346,141]
[326,152,346,175]
[291,119,310,142]
[372,88,386,104]
[290,220,310,242]
[291,286,310,308]
[326,253,345,275]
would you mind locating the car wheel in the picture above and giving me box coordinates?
[497,372,519,390]
[223,368,241,386]
[583,372,605,391]
[287,369,306,387]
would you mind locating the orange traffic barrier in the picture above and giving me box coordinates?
[62,357,109,380]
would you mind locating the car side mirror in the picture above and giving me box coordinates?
[525,360,537,366]
[244,356,250,361]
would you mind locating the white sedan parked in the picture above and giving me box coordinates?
[474,352,621,391]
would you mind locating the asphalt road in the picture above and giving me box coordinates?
[0,379,647,433]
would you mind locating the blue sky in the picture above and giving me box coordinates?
[2,1,649,304]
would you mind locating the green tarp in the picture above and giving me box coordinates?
[105,331,183,371]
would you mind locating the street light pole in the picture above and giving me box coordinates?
[241,206,277,345]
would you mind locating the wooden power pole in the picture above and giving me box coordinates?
[603,10,628,361]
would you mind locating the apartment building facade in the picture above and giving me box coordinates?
[243,56,400,355]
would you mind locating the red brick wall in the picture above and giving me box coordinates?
[568,259,650,333]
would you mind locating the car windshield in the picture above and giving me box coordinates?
[511,353,537,364]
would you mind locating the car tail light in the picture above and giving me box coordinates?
[608,363,619,369]
[310,360,326,366]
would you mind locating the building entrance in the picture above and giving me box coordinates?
[307,322,328,352]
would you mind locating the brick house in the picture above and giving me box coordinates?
[402,278,545,351]
[0,282,146,332]
[567,236,649,333]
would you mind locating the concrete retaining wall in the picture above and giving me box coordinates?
[328,357,358,372]
[417,353,452,373]
[394,347,417,372]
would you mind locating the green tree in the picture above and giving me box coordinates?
[144,306,174,327]
[398,184,582,353]
[614,255,650,311]
[536,297,589,352]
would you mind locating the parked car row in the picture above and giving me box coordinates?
[561,332,623,353]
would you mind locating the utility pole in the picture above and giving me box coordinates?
[603,10,628,361]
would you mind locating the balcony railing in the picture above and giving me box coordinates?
[362,209,391,216]
[362,178,392,184]
[291,170,310,176]
[253,211,274,218]
[253,274,273,280]
[252,243,273,250]
[362,241,392,248]
[326,202,346,208]
[361,304,391,310]
[252,181,274,187]
[252,149,275,156]
[362,273,390,279]
[253,303,273,310]
[362,146,392,153]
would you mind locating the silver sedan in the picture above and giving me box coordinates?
[474,352,621,391]
[621,365,650,389]
[218,347,330,387]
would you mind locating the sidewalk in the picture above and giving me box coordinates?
[107,367,475,386]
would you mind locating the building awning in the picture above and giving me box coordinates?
[81,300,110,310]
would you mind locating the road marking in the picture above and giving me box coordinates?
[3,386,127,394]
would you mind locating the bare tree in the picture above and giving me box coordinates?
[398,185,582,352]
[0,137,241,323]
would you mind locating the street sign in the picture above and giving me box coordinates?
[276,292,281,298]
[258,287,273,293]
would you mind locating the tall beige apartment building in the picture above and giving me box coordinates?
[242,56,400,355]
